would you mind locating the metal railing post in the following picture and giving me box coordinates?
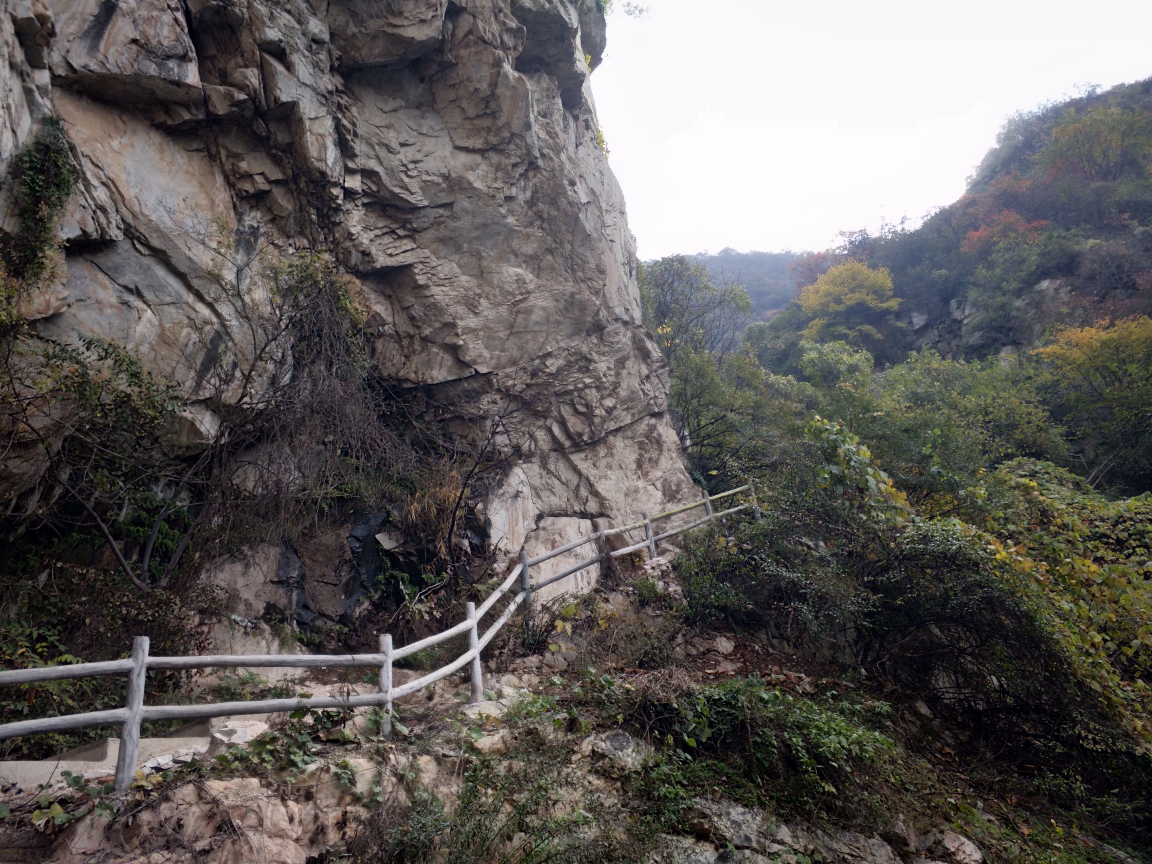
[643,513,656,560]
[704,489,715,525]
[114,636,149,794]
[519,549,533,633]
[379,634,393,738]
[466,602,483,704]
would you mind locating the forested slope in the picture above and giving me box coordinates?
[754,76,1152,368]
[632,86,1152,856]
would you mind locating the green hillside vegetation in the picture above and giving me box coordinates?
[924,80,1151,344]
[739,77,1152,495]
[640,227,1152,852]
[750,77,1152,366]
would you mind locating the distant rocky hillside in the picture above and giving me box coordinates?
[692,248,799,320]
[756,76,1152,366]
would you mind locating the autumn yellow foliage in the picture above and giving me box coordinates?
[797,261,900,352]
[1033,316,1152,488]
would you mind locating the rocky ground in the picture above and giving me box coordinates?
[3,561,1141,864]
[0,674,988,864]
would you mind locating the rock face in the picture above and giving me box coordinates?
[40,775,380,863]
[667,796,985,864]
[1,0,696,600]
[902,278,1075,360]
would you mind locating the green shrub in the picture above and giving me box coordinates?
[668,472,1152,838]
[592,609,678,670]
[675,528,753,626]
[605,675,894,819]
[1,116,76,288]
[975,459,1152,736]
[631,576,661,607]
[672,677,893,780]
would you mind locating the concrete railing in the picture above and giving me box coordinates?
[0,483,758,792]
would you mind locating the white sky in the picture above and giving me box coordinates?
[590,0,1152,258]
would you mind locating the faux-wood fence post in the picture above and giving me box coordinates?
[643,513,656,560]
[379,634,393,738]
[114,636,149,794]
[467,602,483,704]
[519,549,532,634]
[749,482,762,521]
[704,489,715,525]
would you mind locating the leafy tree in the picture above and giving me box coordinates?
[793,342,1063,510]
[797,339,873,392]
[743,306,808,378]
[668,346,810,489]
[959,209,1049,257]
[639,255,751,362]
[1034,315,1152,490]
[636,260,823,489]
[867,351,1063,510]
[1038,105,1152,183]
[36,337,187,591]
[796,262,901,356]
[788,251,840,289]
[804,415,909,522]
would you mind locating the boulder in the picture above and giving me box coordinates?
[587,729,652,771]
[684,798,781,854]
[940,830,984,864]
[46,0,202,105]
[651,834,723,864]
[822,830,902,864]
[328,0,448,69]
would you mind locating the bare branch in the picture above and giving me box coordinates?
[64,482,150,592]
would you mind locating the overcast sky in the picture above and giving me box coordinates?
[590,0,1152,259]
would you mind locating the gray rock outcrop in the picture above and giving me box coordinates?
[902,277,1075,361]
[669,796,985,864]
[0,0,695,596]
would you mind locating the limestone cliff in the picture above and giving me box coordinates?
[0,0,694,610]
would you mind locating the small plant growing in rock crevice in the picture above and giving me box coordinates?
[594,126,609,156]
[0,116,76,331]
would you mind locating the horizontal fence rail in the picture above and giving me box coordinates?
[0,482,759,793]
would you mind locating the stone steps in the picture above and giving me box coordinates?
[0,715,282,794]
[0,737,210,794]
[0,669,526,795]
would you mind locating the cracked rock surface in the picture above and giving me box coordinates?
[0,0,695,602]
